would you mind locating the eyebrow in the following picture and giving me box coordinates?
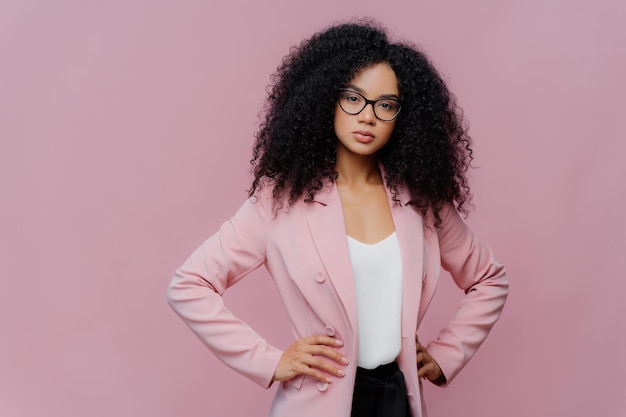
[344,84,400,100]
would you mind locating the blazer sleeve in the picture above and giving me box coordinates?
[166,194,283,388]
[425,204,509,385]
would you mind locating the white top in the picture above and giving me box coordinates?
[347,232,403,369]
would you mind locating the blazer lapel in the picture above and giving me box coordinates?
[386,187,424,338]
[307,185,359,336]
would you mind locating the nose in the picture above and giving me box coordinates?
[357,103,376,124]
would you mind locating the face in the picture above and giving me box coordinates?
[334,62,399,158]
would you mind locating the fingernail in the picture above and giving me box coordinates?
[337,369,346,376]
[335,339,343,346]
[341,356,349,364]
[326,377,332,383]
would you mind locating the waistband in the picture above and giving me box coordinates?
[356,360,401,380]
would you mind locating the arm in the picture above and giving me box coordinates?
[425,204,509,386]
[166,196,283,388]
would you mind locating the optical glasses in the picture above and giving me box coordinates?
[337,89,401,121]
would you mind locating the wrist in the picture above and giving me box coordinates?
[430,373,447,386]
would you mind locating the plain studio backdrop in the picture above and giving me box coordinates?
[1,1,624,416]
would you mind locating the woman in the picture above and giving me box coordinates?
[167,21,508,417]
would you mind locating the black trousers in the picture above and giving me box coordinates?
[350,361,411,417]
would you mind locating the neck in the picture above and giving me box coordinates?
[335,146,382,186]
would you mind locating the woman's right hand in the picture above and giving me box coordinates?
[272,335,349,383]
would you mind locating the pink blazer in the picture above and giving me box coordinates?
[167,182,508,417]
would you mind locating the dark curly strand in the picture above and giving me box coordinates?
[250,20,473,227]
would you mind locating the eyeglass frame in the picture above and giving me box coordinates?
[337,89,402,121]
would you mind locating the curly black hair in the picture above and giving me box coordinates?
[249,20,473,227]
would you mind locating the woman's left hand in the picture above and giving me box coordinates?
[416,338,445,385]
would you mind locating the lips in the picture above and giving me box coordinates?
[353,130,375,143]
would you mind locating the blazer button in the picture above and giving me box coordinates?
[324,325,336,337]
[316,381,329,392]
[315,272,326,283]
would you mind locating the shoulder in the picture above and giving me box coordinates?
[247,179,280,212]
[250,178,336,214]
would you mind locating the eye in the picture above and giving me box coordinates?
[377,100,398,111]
[340,90,363,103]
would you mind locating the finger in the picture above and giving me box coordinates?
[274,352,335,382]
[307,344,350,365]
[298,362,335,383]
[417,362,435,379]
[417,351,433,377]
[301,354,347,379]
[302,335,344,347]
[417,364,427,378]
[277,358,327,383]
